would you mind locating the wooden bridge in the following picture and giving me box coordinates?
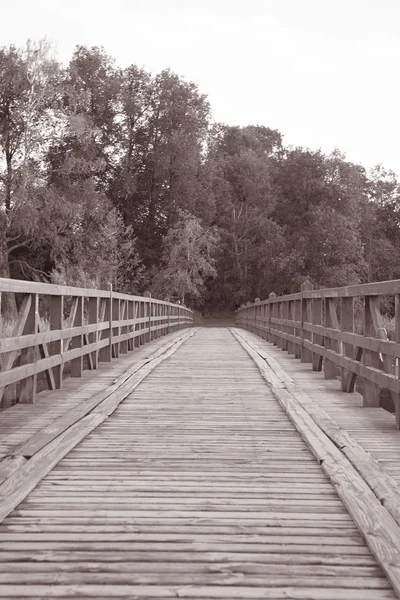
[1,278,400,599]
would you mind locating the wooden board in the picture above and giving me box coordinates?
[231,327,400,598]
[0,328,396,598]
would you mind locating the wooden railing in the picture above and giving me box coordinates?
[235,279,400,429]
[0,278,193,408]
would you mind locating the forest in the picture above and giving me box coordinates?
[1,40,400,316]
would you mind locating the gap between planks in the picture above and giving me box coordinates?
[0,328,198,524]
[230,327,400,599]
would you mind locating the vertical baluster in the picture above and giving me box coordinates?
[294,297,302,359]
[51,295,64,388]
[88,297,99,369]
[127,301,134,351]
[99,292,112,362]
[395,295,400,428]
[312,298,323,371]
[340,297,354,390]
[301,281,313,363]
[19,293,39,403]
[324,298,338,379]
[363,296,381,407]
[71,296,83,378]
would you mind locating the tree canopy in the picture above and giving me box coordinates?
[1,41,399,315]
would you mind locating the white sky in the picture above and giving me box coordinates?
[2,0,400,173]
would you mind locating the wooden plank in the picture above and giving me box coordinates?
[37,322,56,391]
[0,329,198,523]
[0,327,395,598]
[19,294,38,404]
[0,457,27,486]
[0,295,32,405]
[363,297,381,407]
[14,328,197,458]
[50,295,63,389]
[232,327,400,597]
[232,328,400,527]
[0,583,395,599]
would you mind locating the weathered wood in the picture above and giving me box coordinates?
[14,328,197,458]
[234,331,400,528]
[235,278,400,429]
[363,296,381,407]
[88,297,99,369]
[0,277,193,398]
[19,294,39,404]
[301,280,313,364]
[1,327,396,599]
[0,294,32,407]
[323,298,339,380]
[233,329,400,597]
[340,297,354,391]
[50,295,63,388]
[395,294,400,429]
[36,321,57,391]
[0,456,27,486]
[0,329,197,523]
[312,298,323,371]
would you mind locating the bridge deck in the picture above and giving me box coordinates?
[241,329,400,485]
[0,328,399,598]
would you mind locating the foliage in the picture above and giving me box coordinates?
[1,40,400,315]
[151,211,219,304]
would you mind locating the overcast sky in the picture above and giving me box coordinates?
[2,0,399,173]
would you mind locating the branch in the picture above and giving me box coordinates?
[9,259,48,278]
[7,238,35,253]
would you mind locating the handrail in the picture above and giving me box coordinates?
[235,278,400,429]
[0,278,193,408]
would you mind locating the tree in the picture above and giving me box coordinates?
[151,211,219,305]
[0,41,60,315]
[206,125,283,309]
[271,148,366,292]
[110,69,211,268]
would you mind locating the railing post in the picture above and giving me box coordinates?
[51,295,64,388]
[340,297,354,389]
[301,280,313,363]
[19,293,38,403]
[312,297,323,371]
[88,297,99,369]
[139,301,144,345]
[294,295,302,358]
[288,301,295,356]
[260,304,266,340]
[276,301,282,348]
[120,300,128,354]
[99,285,112,362]
[112,296,120,358]
[254,298,260,335]
[395,295,400,428]
[324,298,339,379]
[127,300,134,351]
[268,293,276,344]
[133,301,140,348]
[363,296,381,407]
[71,296,83,378]
[281,300,288,352]
[144,292,151,342]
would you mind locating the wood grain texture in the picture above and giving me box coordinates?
[0,329,197,523]
[0,328,396,598]
[232,327,400,598]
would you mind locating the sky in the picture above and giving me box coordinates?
[2,0,400,173]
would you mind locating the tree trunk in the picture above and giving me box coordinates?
[0,227,17,322]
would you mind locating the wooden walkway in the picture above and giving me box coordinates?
[1,328,400,598]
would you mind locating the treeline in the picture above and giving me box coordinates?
[1,41,400,315]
